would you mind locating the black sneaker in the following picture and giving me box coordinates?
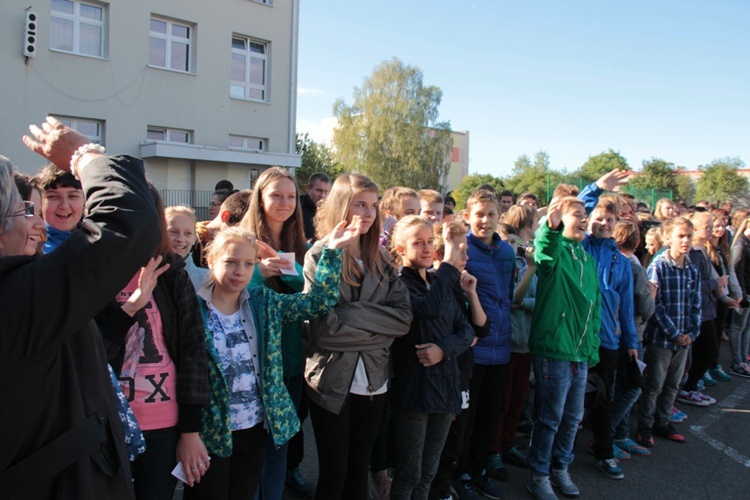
[452,478,483,500]
[472,474,504,499]
[636,426,654,448]
[285,467,313,497]
[502,447,529,468]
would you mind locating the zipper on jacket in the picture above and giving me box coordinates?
[577,298,594,360]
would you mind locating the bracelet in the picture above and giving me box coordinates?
[70,143,106,180]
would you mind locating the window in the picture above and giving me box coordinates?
[147,127,192,144]
[229,135,265,151]
[149,17,193,72]
[231,36,268,101]
[55,116,104,144]
[51,0,105,57]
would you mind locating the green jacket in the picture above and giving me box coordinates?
[529,222,601,365]
[197,247,342,456]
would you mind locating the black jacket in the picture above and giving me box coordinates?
[391,264,474,414]
[0,156,159,499]
[300,193,317,241]
[96,258,209,433]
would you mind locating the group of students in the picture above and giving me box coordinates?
[3,117,749,500]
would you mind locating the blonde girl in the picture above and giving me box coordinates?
[304,173,413,500]
[388,216,474,500]
[654,198,677,222]
[166,205,209,291]
[185,222,357,500]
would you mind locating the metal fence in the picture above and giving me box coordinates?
[159,190,215,221]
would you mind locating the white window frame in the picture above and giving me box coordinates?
[55,116,104,145]
[229,135,266,151]
[231,36,269,102]
[147,126,192,144]
[50,0,106,58]
[149,17,194,73]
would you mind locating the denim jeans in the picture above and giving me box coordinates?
[526,356,587,476]
[730,306,750,368]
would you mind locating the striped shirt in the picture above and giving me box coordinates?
[644,251,701,350]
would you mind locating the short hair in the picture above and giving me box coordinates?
[620,193,635,201]
[36,163,81,191]
[592,200,618,218]
[477,183,497,193]
[444,195,456,206]
[499,190,514,200]
[662,216,693,237]
[14,171,42,202]
[497,222,517,241]
[433,219,468,257]
[380,186,418,218]
[732,209,749,229]
[504,204,537,232]
[214,179,234,191]
[517,192,538,204]
[205,226,257,268]
[0,155,21,233]
[613,220,640,251]
[552,183,579,199]
[443,206,454,216]
[466,189,498,211]
[418,189,443,204]
[165,205,197,224]
[598,194,621,212]
[559,196,585,215]
[212,188,232,203]
[222,189,252,226]
[307,172,331,186]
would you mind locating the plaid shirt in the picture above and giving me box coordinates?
[644,252,701,350]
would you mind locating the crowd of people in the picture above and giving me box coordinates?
[1,117,748,500]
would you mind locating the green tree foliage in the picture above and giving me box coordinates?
[332,57,452,192]
[629,158,679,192]
[674,172,695,205]
[452,173,505,210]
[503,151,551,203]
[577,149,629,184]
[295,133,344,193]
[695,157,749,205]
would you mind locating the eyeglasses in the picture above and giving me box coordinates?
[7,201,35,218]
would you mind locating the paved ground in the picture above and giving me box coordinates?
[179,345,750,499]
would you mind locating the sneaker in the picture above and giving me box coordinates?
[636,426,654,448]
[452,477,483,500]
[285,467,313,497]
[502,447,529,468]
[729,364,750,378]
[472,473,504,500]
[696,379,706,391]
[550,468,579,498]
[701,371,718,386]
[594,458,624,480]
[612,444,630,460]
[668,406,687,423]
[676,390,710,407]
[613,437,651,456]
[653,423,686,443]
[527,474,558,500]
[487,453,508,481]
[697,392,717,405]
[709,365,732,382]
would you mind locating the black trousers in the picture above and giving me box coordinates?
[685,320,719,391]
[589,347,618,460]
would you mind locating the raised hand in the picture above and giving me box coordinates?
[122,256,169,316]
[460,270,478,295]
[546,197,563,229]
[595,168,632,192]
[22,116,93,171]
[328,217,362,249]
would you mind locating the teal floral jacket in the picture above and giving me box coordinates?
[197,247,342,456]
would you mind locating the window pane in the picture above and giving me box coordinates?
[149,37,167,66]
[249,42,265,54]
[231,54,246,82]
[248,88,263,100]
[57,117,73,127]
[171,41,189,71]
[150,19,167,34]
[232,37,245,50]
[80,4,102,20]
[172,24,189,39]
[51,18,74,51]
[77,120,100,138]
[249,57,265,85]
[169,131,189,143]
[230,85,245,98]
[52,0,74,15]
[147,129,165,141]
[228,136,244,148]
[79,24,102,57]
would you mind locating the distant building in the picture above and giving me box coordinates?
[1,0,300,203]
[445,130,469,193]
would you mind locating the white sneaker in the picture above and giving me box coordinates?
[527,473,559,500]
[550,468,580,497]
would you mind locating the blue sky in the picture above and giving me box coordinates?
[296,0,749,178]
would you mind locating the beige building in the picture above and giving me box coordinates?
[445,130,469,193]
[1,0,300,206]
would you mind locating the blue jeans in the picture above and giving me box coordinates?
[527,357,587,476]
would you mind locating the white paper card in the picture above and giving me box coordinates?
[279,252,298,276]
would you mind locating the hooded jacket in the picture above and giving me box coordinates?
[529,222,601,365]
[465,232,515,365]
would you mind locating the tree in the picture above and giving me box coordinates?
[629,158,678,193]
[695,157,749,205]
[332,57,452,192]
[451,173,505,211]
[674,173,695,205]
[294,133,344,193]
[577,149,629,184]
[503,151,551,203]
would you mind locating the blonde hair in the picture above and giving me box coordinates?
[389,215,433,266]
[689,211,713,245]
[504,204,537,232]
[559,196,585,215]
[662,216,693,239]
[165,205,197,224]
[654,198,675,221]
[418,189,443,204]
[315,173,388,286]
[204,227,257,287]
[433,220,468,258]
[380,186,418,219]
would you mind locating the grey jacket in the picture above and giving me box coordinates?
[302,240,412,414]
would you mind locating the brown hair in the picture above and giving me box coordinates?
[654,198,675,222]
[552,183,580,199]
[662,216,693,238]
[613,220,640,252]
[433,219,468,258]
[504,204,537,233]
[418,189,443,204]
[379,186,418,219]
[36,163,82,191]
[466,189,498,212]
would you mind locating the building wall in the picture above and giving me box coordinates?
[0,0,300,191]
[445,130,469,193]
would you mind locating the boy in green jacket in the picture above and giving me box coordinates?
[527,196,602,500]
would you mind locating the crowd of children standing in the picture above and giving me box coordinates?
[4,118,750,500]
